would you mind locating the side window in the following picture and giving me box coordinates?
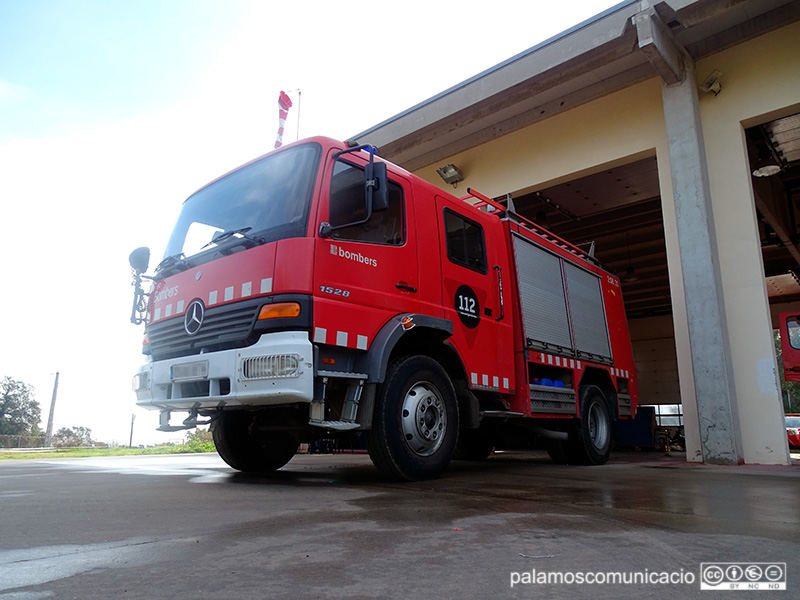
[329,160,404,245]
[444,209,487,273]
[788,317,800,350]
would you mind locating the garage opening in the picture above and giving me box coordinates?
[746,111,800,416]
[509,155,681,446]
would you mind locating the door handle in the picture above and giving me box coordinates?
[395,283,418,293]
[494,266,505,321]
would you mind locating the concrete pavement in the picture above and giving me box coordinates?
[0,450,798,599]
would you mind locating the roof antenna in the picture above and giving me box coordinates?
[285,89,302,141]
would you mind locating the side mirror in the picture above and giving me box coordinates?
[366,161,388,213]
[324,144,388,239]
[129,247,151,274]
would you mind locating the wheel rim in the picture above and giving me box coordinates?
[401,381,447,457]
[587,401,610,451]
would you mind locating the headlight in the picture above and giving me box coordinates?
[240,354,301,380]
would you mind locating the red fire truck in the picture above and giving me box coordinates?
[129,136,637,480]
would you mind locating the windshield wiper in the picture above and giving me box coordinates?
[155,252,189,274]
[201,227,259,250]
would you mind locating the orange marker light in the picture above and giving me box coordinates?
[401,316,415,330]
[258,302,301,320]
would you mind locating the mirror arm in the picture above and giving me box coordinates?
[332,143,379,160]
[130,272,150,325]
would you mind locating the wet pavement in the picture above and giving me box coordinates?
[0,450,798,599]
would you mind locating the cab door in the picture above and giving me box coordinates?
[312,154,419,352]
[779,312,800,382]
[436,197,515,395]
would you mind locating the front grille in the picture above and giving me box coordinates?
[147,298,262,360]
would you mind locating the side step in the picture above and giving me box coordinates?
[157,409,212,432]
[309,420,360,432]
[309,377,365,432]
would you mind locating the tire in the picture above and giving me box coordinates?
[212,411,298,473]
[366,355,459,481]
[569,386,612,465]
[454,429,494,461]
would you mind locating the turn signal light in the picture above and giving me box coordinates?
[258,302,301,320]
[132,372,149,392]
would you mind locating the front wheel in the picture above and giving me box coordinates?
[366,356,459,481]
[212,411,298,473]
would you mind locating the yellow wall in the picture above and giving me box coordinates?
[629,316,681,406]
[413,78,665,195]
[696,20,800,463]
[411,20,800,464]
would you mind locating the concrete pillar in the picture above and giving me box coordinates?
[660,60,743,464]
[635,8,742,464]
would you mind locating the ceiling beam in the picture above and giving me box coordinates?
[753,185,800,270]
[634,7,686,85]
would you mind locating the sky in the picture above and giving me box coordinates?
[0,0,623,446]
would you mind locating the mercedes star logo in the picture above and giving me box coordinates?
[184,300,205,336]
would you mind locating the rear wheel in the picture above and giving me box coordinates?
[569,386,612,465]
[366,355,459,481]
[212,411,298,473]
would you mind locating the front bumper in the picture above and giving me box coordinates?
[133,331,315,411]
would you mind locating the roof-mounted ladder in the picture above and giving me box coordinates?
[458,188,598,265]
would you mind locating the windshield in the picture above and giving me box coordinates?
[163,143,321,261]
[786,416,800,428]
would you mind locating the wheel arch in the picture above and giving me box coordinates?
[357,314,453,382]
[578,367,618,419]
[356,314,478,430]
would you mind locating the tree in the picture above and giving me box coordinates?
[53,426,93,448]
[186,428,213,444]
[184,427,215,452]
[0,377,42,436]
